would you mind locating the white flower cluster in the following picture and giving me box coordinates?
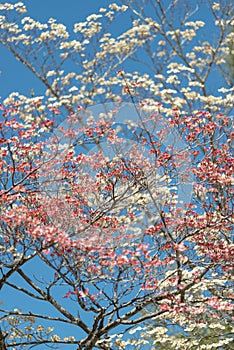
[51,334,60,341]
[108,3,128,11]
[212,2,220,11]
[0,2,26,12]
[22,17,48,31]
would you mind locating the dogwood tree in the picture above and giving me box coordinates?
[0,1,233,349]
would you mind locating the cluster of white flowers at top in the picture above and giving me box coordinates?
[22,17,48,31]
[0,1,233,118]
[215,18,234,28]
[108,3,128,11]
[73,4,127,38]
[59,39,83,52]
[74,20,102,38]
[35,21,69,42]
[166,74,181,85]
[0,2,26,13]
[165,21,204,42]
[167,62,195,74]
[63,336,76,342]
[212,2,220,11]
[50,334,60,342]
[185,20,205,29]
[2,15,70,45]
[86,14,102,22]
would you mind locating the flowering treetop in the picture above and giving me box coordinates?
[0,1,233,349]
